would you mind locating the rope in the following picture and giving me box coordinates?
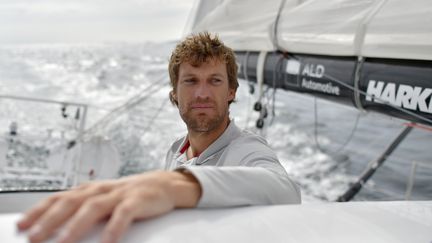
[271,0,286,50]
[353,56,365,111]
[403,122,432,132]
[83,73,169,138]
[125,97,170,155]
[244,87,253,130]
[243,51,250,82]
[337,125,413,202]
[269,54,285,125]
[323,72,432,125]
[313,97,362,155]
[284,54,432,125]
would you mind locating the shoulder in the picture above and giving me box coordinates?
[227,122,269,147]
[231,129,271,150]
[223,128,278,164]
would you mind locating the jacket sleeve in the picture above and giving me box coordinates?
[177,146,301,207]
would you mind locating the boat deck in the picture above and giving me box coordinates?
[1,192,431,243]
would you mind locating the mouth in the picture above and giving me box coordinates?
[190,103,214,109]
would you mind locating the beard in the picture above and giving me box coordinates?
[179,100,228,133]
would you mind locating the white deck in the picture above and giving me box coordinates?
[1,192,431,243]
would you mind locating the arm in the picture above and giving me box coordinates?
[182,151,301,207]
[166,133,301,207]
[17,171,201,243]
[185,167,300,207]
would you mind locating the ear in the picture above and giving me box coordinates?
[169,90,178,106]
[228,88,235,102]
[170,90,177,101]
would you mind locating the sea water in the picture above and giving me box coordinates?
[0,42,431,201]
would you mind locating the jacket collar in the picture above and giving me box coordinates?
[175,120,241,165]
[196,120,241,165]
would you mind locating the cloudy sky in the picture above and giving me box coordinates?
[0,0,196,44]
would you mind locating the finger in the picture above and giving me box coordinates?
[27,183,116,242]
[55,191,122,243]
[27,194,86,243]
[17,193,63,230]
[101,199,140,243]
[18,181,111,231]
[102,189,176,243]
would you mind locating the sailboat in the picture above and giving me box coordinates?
[189,0,432,201]
[190,0,432,123]
[1,0,431,241]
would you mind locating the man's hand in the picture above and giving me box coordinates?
[16,171,202,243]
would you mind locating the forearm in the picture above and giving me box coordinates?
[168,171,202,208]
[183,166,301,207]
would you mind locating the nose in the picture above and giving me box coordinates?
[194,82,211,100]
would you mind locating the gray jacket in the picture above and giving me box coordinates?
[165,121,301,207]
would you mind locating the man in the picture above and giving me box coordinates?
[17,32,301,243]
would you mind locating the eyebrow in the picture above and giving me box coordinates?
[210,73,225,78]
[179,73,226,79]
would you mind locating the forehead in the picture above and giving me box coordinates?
[178,58,227,77]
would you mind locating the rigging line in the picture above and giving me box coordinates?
[243,51,257,95]
[84,74,169,136]
[339,135,387,159]
[242,52,255,130]
[341,132,431,167]
[85,84,163,136]
[65,77,170,151]
[244,86,253,130]
[84,104,112,112]
[126,97,170,155]
[403,122,432,132]
[323,73,432,125]
[269,55,285,125]
[338,129,390,151]
[253,54,284,129]
[347,145,432,170]
[281,53,432,125]
[353,56,365,111]
[271,0,286,50]
[313,97,362,155]
[115,73,170,110]
[337,125,413,202]
[269,88,277,125]
[243,51,250,82]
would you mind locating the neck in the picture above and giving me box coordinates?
[186,117,230,159]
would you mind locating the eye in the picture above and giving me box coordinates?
[211,78,222,85]
[183,78,196,85]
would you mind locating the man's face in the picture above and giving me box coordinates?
[173,58,235,133]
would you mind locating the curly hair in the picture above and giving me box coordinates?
[168,32,238,106]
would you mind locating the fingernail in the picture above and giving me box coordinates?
[16,217,27,230]
[29,224,42,239]
[56,230,71,243]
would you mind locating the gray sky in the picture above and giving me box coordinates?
[0,0,196,44]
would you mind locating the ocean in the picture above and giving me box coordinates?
[0,42,431,202]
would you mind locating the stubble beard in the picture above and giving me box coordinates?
[180,103,228,133]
